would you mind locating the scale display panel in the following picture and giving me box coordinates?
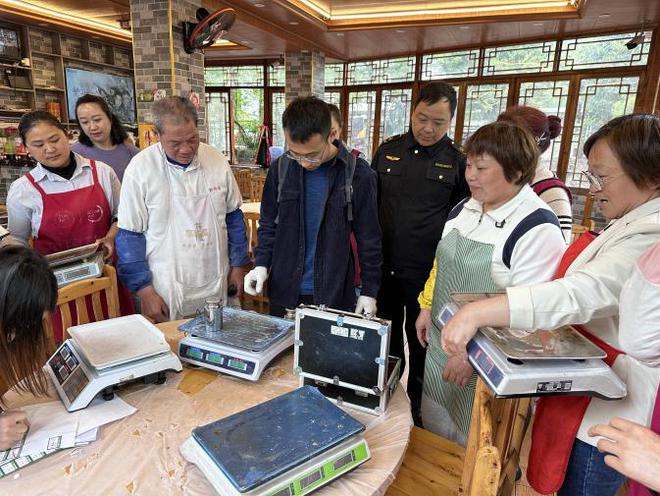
[192,386,365,493]
[179,343,256,375]
[47,342,90,402]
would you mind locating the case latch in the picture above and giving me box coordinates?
[374,357,385,365]
[333,375,340,385]
[378,325,388,336]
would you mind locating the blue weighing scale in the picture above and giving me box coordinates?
[178,308,294,381]
[180,386,371,496]
[440,293,627,400]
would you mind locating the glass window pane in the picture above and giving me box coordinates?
[566,77,638,188]
[449,85,460,141]
[347,91,376,160]
[205,66,264,87]
[518,80,570,174]
[206,92,230,159]
[483,41,556,75]
[324,90,341,107]
[232,88,264,163]
[268,64,285,86]
[347,57,415,85]
[271,91,286,147]
[325,63,344,87]
[421,50,480,79]
[462,83,510,141]
[559,31,652,71]
[380,88,412,141]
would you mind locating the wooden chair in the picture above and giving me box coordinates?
[250,174,266,202]
[234,168,253,200]
[43,264,121,345]
[244,211,260,259]
[387,379,530,496]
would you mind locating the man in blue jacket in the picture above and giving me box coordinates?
[244,96,382,317]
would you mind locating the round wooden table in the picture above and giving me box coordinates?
[0,320,412,495]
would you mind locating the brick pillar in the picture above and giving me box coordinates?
[130,0,206,139]
[285,51,325,104]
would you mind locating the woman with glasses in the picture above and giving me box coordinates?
[0,245,58,450]
[414,120,565,444]
[441,113,660,496]
[498,106,573,242]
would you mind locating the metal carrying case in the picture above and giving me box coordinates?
[293,305,400,415]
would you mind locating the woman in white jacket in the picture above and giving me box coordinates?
[440,113,660,496]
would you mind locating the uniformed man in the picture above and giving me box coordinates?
[372,82,469,425]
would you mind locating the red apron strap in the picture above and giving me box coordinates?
[24,170,48,197]
[89,160,99,184]
[553,230,597,279]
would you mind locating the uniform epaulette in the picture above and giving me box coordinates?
[384,133,405,144]
[449,140,465,155]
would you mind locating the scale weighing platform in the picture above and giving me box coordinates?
[45,315,183,411]
[439,293,627,400]
[180,385,370,496]
[46,243,105,287]
[178,307,294,381]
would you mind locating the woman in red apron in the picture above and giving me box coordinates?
[6,111,133,342]
[439,113,660,496]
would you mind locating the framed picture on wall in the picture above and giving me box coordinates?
[65,67,136,124]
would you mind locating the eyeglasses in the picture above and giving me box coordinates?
[285,142,328,164]
[581,170,625,192]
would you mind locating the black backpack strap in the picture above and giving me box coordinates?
[275,154,290,225]
[345,152,357,222]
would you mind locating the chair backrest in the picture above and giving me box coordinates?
[461,378,531,496]
[43,264,121,344]
[250,174,266,202]
[233,168,253,200]
[244,211,260,259]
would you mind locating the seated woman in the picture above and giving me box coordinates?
[6,111,130,341]
[72,94,139,182]
[441,113,660,495]
[497,105,573,242]
[415,121,566,445]
[0,246,58,450]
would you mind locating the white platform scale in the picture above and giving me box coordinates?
[177,309,294,382]
[45,243,105,287]
[180,434,370,496]
[439,298,627,400]
[45,314,182,411]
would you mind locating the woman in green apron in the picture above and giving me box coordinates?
[415,121,566,444]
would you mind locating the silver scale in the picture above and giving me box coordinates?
[45,243,105,287]
[440,293,627,400]
[45,315,183,411]
[177,307,294,381]
[180,386,370,496]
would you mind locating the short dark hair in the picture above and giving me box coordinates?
[327,103,343,130]
[464,121,539,185]
[18,110,67,144]
[75,94,129,147]
[497,105,562,155]
[583,113,660,191]
[282,96,331,143]
[414,82,458,117]
[0,246,58,396]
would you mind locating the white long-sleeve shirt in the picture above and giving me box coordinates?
[507,196,660,447]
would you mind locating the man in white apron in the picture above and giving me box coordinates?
[116,97,249,322]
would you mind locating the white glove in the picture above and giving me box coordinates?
[355,296,377,317]
[244,266,268,296]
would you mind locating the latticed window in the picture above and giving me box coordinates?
[347,91,377,159]
[325,63,345,87]
[267,64,285,86]
[483,41,556,75]
[347,57,415,85]
[205,66,265,87]
[559,31,652,71]
[232,88,264,163]
[566,77,638,188]
[518,80,570,173]
[324,90,341,108]
[271,91,286,147]
[380,89,412,141]
[206,92,230,157]
[421,49,480,79]
[462,84,510,140]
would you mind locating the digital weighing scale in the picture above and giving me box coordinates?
[46,243,105,287]
[45,314,183,411]
[439,293,627,400]
[180,386,371,496]
[177,307,294,381]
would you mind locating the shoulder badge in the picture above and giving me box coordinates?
[384,133,405,144]
[449,141,465,155]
